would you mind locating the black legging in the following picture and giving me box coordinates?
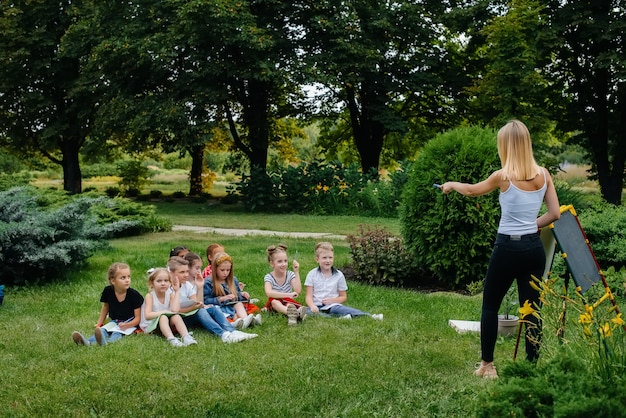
[481,232,545,362]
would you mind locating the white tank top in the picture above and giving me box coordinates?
[498,170,546,235]
[139,288,173,332]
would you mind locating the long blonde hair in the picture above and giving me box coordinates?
[210,252,237,296]
[497,120,542,181]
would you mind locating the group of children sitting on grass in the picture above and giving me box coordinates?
[72,241,383,347]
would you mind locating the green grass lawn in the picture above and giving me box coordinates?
[0,232,511,417]
[148,200,401,236]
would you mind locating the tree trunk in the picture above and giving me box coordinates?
[61,138,82,194]
[225,80,271,175]
[583,68,625,205]
[244,80,270,172]
[188,144,205,196]
[345,85,384,179]
[354,121,384,179]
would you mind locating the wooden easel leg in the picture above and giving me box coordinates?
[513,321,522,360]
[557,273,570,343]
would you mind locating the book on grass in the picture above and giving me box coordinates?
[224,299,250,306]
[320,303,343,311]
[180,300,201,309]
[145,310,198,334]
[102,320,136,335]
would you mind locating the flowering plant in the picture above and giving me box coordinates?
[535,274,625,382]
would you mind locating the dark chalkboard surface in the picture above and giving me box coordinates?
[551,208,601,293]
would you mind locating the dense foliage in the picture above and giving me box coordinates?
[474,353,626,417]
[578,202,626,269]
[2,1,625,201]
[0,187,171,285]
[475,271,626,416]
[232,161,409,217]
[400,126,501,287]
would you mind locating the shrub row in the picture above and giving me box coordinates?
[231,161,410,217]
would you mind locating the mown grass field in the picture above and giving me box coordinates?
[0,218,507,417]
[5,168,614,417]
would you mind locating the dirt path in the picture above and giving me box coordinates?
[172,225,346,240]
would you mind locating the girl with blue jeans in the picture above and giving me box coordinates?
[173,254,257,343]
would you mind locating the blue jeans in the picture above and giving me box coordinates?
[307,304,370,318]
[481,232,545,362]
[88,329,123,345]
[183,306,234,337]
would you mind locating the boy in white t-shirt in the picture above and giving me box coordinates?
[304,242,383,320]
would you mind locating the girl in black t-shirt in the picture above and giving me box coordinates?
[71,262,144,346]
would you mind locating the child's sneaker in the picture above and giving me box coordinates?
[232,317,244,329]
[94,327,108,346]
[234,330,258,340]
[221,331,238,343]
[242,314,254,329]
[72,331,90,346]
[286,304,298,326]
[298,306,307,322]
[182,334,197,346]
[371,314,384,321]
[340,314,352,320]
[168,337,184,347]
[253,314,263,326]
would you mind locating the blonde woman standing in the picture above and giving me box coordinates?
[441,120,560,378]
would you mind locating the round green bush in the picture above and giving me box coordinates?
[578,201,626,269]
[400,126,501,288]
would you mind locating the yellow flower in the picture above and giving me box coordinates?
[584,304,594,314]
[578,312,593,325]
[583,326,593,337]
[599,322,611,338]
[611,313,624,327]
[518,300,535,319]
[529,280,542,292]
[323,185,329,192]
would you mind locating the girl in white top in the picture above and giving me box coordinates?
[140,268,197,347]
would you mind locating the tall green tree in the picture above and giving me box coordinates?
[63,0,219,195]
[455,0,626,204]
[176,0,305,174]
[466,0,560,141]
[544,0,626,204]
[70,0,304,192]
[296,0,458,175]
[0,1,94,193]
